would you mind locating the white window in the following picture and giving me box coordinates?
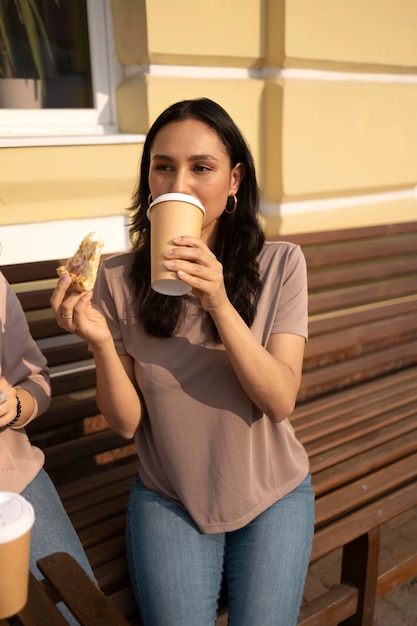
[0,0,127,144]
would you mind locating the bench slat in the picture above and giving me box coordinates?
[310,415,417,478]
[307,255,417,290]
[309,298,417,336]
[308,276,416,314]
[315,453,417,525]
[298,584,358,626]
[311,482,417,562]
[300,341,417,399]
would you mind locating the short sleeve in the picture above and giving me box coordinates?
[271,244,308,339]
[93,258,128,356]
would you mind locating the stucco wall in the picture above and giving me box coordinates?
[1,0,416,262]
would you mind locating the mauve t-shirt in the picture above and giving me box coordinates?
[94,241,310,533]
[0,272,50,493]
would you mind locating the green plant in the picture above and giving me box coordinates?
[0,0,59,79]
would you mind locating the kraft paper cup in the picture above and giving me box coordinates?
[0,492,35,618]
[147,193,205,295]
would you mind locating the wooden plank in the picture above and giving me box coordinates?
[29,317,66,340]
[307,255,417,290]
[77,514,127,550]
[298,392,417,448]
[377,538,417,597]
[69,495,129,532]
[58,460,138,502]
[295,372,417,431]
[312,428,417,496]
[86,536,127,569]
[299,341,417,398]
[62,476,134,517]
[27,389,98,434]
[270,221,417,246]
[42,342,91,367]
[315,453,417,526]
[44,430,132,468]
[37,552,130,625]
[294,367,417,417]
[17,289,55,311]
[308,298,417,337]
[302,234,417,268]
[50,370,97,396]
[308,276,417,314]
[310,414,417,474]
[340,529,380,626]
[105,587,140,623]
[92,555,130,593]
[305,311,417,362]
[297,583,358,626]
[295,372,416,433]
[304,403,417,459]
[15,573,68,626]
[2,259,64,283]
[311,482,417,562]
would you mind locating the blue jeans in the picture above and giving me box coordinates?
[126,473,314,626]
[22,468,96,625]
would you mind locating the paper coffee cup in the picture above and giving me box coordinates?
[147,193,205,295]
[0,492,35,618]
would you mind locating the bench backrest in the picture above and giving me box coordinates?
[3,221,417,482]
[273,222,417,403]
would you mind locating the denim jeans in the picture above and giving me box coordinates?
[126,473,314,626]
[22,468,96,626]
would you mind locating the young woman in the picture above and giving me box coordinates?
[0,270,96,625]
[51,98,314,626]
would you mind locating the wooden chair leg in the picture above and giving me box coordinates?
[339,528,380,626]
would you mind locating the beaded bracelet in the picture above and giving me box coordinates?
[7,395,22,426]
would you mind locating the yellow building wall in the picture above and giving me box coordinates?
[281,0,417,70]
[116,75,263,167]
[1,144,140,224]
[1,0,417,243]
[264,0,417,232]
[264,80,417,199]
[112,0,265,67]
[112,0,417,234]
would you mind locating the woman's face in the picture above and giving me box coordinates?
[148,119,244,247]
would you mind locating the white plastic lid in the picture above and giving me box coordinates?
[0,492,35,543]
[147,193,205,220]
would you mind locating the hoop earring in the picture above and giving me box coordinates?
[148,193,153,207]
[225,195,237,215]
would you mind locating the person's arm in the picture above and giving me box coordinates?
[92,341,142,440]
[209,305,305,421]
[50,273,142,439]
[0,381,37,428]
[0,274,51,429]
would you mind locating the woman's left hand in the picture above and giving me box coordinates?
[0,378,17,427]
[164,236,229,312]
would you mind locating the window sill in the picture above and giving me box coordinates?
[0,131,144,147]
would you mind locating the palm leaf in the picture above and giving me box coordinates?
[0,0,59,79]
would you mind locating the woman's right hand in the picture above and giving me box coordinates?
[50,272,112,348]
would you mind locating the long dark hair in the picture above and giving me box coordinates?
[129,97,265,341]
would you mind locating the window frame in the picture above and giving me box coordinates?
[0,0,124,141]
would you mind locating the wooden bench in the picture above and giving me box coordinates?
[279,222,417,625]
[3,220,417,626]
